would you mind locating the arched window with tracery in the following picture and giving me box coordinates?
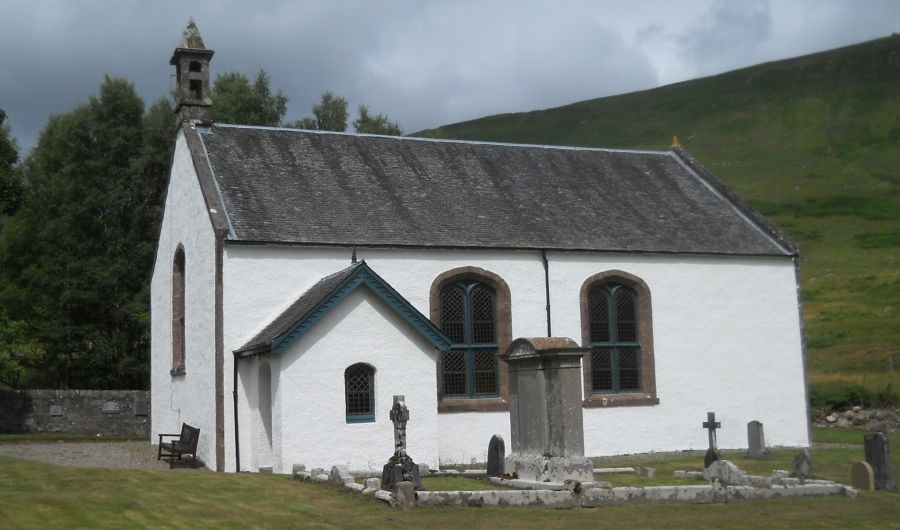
[430,267,512,412]
[581,270,657,407]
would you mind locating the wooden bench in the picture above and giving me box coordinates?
[158,423,200,468]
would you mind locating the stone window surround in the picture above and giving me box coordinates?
[580,270,658,408]
[171,245,186,376]
[430,266,512,413]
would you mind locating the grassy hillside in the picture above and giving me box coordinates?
[418,35,900,377]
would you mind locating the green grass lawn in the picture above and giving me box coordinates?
[2,444,899,529]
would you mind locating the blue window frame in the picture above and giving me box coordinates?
[588,284,641,393]
[345,363,375,423]
[439,281,499,398]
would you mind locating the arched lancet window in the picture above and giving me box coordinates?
[440,281,499,398]
[345,363,375,423]
[588,284,640,392]
[171,246,186,375]
[430,267,512,412]
[581,271,657,407]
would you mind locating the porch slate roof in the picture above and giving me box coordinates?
[234,261,452,357]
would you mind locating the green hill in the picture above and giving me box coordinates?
[417,35,900,378]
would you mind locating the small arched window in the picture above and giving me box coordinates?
[345,363,375,423]
[171,246,186,375]
[581,271,657,407]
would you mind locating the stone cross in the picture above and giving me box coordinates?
[390,395,409,458]
[703,411,721,467]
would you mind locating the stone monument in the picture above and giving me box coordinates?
[381,395,422,491]
[500,337,592,482]
[864,432,896,491]
[702,412,721,468]
[792,448,812,478]
[747,420,770,460]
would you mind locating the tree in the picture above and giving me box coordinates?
[312,91,348,132]
[353,104,402,135]
[0,109,23,216]
[210,70,288,126]
[287,116,319,130]
[0,77,174,388]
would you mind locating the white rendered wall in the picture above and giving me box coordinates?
[223,245,808,468]
[150,130,218,468]
[253,287,440,472]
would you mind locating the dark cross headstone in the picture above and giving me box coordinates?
[747,420,770,460]
[381,395,422,491]
[792,448,812,478]
[487,434,506,477]
[702,411,721,468]
[864,432,897,491]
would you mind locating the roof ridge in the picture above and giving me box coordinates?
[205,123,671,155]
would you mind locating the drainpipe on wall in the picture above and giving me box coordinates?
[233,352,241,472]
[541,249,551,337]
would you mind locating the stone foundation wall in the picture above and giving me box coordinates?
[0,389,150,437]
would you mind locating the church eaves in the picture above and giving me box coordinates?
[193,125,797,257]
[234,261,453,357]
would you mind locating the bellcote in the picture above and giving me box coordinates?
[170,18,214,125]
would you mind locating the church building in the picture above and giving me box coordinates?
[151,21,811,473]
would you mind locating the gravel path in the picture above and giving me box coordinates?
[0,441,177,470]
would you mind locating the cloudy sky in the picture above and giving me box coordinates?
[1,0,898,154]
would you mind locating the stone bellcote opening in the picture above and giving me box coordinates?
[170,18,214,125]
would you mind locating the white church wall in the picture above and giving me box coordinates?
[269,287,440,472]
[222,245,807,467]
[549,252,808,454]
[150,130,218,468]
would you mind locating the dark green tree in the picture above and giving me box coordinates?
[0,109,23,216]
[0,77,174,388]
[286,116,319,130]
[210,70,288,126]
[353,104,402,135]
[312,91,348,132]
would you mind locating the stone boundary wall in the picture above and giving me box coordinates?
[0,389,150,437]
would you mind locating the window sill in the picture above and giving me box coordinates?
[170,366,186,377]
[438,397,509,413]
[346,415,375,424]
[583,393,658,408]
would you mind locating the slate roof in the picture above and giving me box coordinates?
[235,261,452,356]
[191,125,796,256]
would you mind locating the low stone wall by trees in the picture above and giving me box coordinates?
[0,389,149,437]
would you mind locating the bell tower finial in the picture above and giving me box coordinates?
[170,18,214,125]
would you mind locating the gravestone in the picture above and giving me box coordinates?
[747,420,769,459]
[487,434,505,477]
[850,461,875,491]
[703,459,750,486]
[864,432,897,491]
[133,398,149,416]
[500,337,592,482]
[791,448,812,478]
[49,405,63,417]
[101,401,120,414]
[702,412,721,468]
[381,395,422,491]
